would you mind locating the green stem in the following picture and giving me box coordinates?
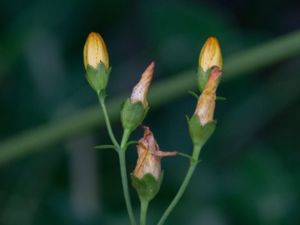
[157,145,202,225]
[118,129,137,225]
[140,200,149,225]
[120,128,131,149]
[98,94,136,225]
[97,92,120,148]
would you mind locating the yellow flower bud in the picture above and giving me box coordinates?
[194,67,222,125]
[130,62,154,108]
[83,32,109,70]
[133,126,176,180]
[198,37,222,72]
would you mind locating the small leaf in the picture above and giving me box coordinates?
[94,145,116,150]
[131,173,163,202]
[188,90,199,99]
[216,96,226,101]
[176,151,192,160]
[185,115,190,122]
[126,141,138,148]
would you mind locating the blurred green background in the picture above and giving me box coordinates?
[1,0,300,225]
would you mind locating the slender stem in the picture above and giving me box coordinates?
[120,128,131,149]
[140,200,149,225]
[119,151,136,225]
[118,128,137,225]
[156,145,202,225]
[97,93,120,148]
[98,94,136,225]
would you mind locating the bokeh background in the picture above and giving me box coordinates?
[1,0,300,225]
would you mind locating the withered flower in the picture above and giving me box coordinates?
[133,126,176,180]
[194,67,222,125]
[130,62,155,108]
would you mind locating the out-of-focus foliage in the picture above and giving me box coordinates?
[0,0,300,225]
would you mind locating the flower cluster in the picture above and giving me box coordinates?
[83,32,223,225]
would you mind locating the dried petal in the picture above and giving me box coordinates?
[194,67,222,125]
[130,62,154,108]
[133,126,176,180]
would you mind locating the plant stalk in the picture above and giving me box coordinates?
[98,95,136,225]
[118,129,137,225]
[156,145,202,225]
[98,93,120,148]
[140,200,149,225]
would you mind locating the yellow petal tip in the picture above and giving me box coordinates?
[198,37,222,72]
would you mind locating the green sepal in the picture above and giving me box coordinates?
[188,115,216,147]
[126,141,138,148]
[197,66,222,92]
[197,67,210,91]
[131,172,164,202]
[85,62,111,92]
[121,99,148,132]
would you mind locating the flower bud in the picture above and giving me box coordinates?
[130,62,154,108]
[198,37,222,72]
[194,67,221,125]
[83,32,111,92]
[83,32,109,70]
[133,126,176,180]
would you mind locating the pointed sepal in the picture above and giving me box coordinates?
[121,99,148,132]
[85,62,111,92]
[188,115,216,147]
[131,172,164,202]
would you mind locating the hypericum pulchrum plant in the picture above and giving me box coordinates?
[83,32,223,225]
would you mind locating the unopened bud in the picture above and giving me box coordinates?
[83,32,111,92]
[194,67,221,126]
[130,62,154,108]
[83,32,109,70]
[133,126,176,180]
[198,37,222,72]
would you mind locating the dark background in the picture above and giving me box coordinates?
[0,0,300,225]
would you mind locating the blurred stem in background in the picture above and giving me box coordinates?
[1,30,300,166]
